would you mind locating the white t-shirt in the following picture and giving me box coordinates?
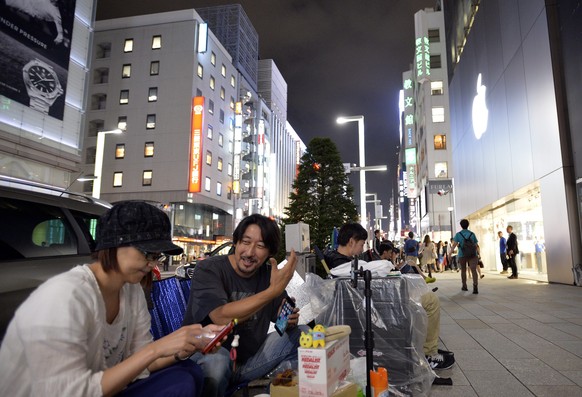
[0,265,152,396]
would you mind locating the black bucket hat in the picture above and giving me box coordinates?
[95,201,183,255]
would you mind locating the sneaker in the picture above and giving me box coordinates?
[461,286,468,291]
[500,270,508,274]
[426,353,455,370]
[425,277,436,284]
[438,349,454,357]
[508,275,518,279]
[480,274,485,279]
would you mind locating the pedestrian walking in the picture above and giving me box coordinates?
[506,225,519,279]
[451,219,481,294]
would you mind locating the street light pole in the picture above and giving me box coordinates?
[93,128,123,199]
[337,115,366,229]
[448,206,454,238]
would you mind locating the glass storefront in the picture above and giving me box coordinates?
[466,182,547,281]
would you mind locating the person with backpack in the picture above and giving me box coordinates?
[451,219,481,294]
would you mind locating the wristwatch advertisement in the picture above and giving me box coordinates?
[22,59,64,114]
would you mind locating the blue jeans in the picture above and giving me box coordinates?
[191,325,307,397]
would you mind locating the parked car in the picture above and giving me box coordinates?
[175,241,234,279]
[0,176,111,340]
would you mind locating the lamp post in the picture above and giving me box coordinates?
[448,206,454,238]
[337,115,366,228]
[93,128,123,199]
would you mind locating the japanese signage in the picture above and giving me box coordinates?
[188,96,204,192]
[415,36,430,80]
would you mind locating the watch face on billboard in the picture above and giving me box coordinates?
[472,73,489,139]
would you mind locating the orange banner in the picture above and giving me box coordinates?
[188,96,204,192]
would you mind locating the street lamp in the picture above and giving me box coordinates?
[448,206,454,237]
[337,115,366,228]
[93,128,123,199]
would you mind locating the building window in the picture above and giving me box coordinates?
[207,125,213,139]
[93,68,109,84]
[206,150,212,165]
[115,144,125,159]
[221,64,226,77]
[216,182,222,196]
[89,120,104,137]
[208,99,214,114]
[151,35,162,49]
[122,64,131,78]
[96,42,111,59]
[230,75,235,87]
[197,63,203,78]
[431,81,443,95]
[210,52,216,65]
[435,162,448,178]
[428,29,440,43]
[219,110,224,124]
[124,39,133,53]
[228,140,233,153]
[430,54,441,69]
[196,88,202,97]
[143,170,153,186]
[148,87,158,102]
[86,146,96,163]
[227,163,232,176]
[230,97,235,110]
[150,61,160,75]
[144,142,154,157]
[218,133,223,147]
[432,107,445,123]
[217,157,223,171]
[119,90,129,105]
[117,116,127,130]
[91,94,107,110]
[146,114,156,129]
[210,76,215,90]
[205,177,211,192]
[113,172,123,187]
[220,87,225,100]
[434,134,446,150]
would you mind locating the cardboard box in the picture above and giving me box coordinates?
[271,381,358,397]
[298,336,350,397]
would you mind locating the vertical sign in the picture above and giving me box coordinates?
[233,101,242,193]
[405,147,417,198]
[415,36,430,80]
[188,96,204,192]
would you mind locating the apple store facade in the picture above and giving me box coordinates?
[445,0,582,285]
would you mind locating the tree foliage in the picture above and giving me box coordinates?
[283,137,358,259]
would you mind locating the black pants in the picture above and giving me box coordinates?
[500,253,508,271]
[507,255,518,276]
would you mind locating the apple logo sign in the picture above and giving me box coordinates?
[472,73,488,139]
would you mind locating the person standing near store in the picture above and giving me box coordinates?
[404,231,420,267]
[498,231,509,274]
[419,235,438,274]
[535,238,545,273]
[506,225,519,279]
[451,219,481,294]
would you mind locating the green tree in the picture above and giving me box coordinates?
[282,137,358,272]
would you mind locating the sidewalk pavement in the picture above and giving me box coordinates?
[430,270,582,397]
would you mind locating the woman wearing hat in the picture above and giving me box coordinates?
[0,201,223,396]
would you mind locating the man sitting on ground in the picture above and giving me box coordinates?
[324,223,368,269]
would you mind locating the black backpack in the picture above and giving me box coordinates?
[461,232,478,258]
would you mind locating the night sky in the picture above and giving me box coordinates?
[97,0,437,222]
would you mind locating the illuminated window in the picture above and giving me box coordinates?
[122,64,131,78]
[197,63,203,78]
[117,116,127,130]
[230,97,235,110]
[228,163,232,176]
[151,35,161,49]
[205,177,211,192]
[146,114,156,129]
[220,87,225,100]
[221,64,226,77]
[210,52,216,65]
[432,107,445,123]
[115,144,125,159]
[435,162,448,178]
[210,76,215,90]
[208,100,214,114]
[431,81,443,95]
[216,182,222,196]
[230,75,235,87]
[119,90,129,104]
[206,150,212,165]
[217,157,223,171]
[218,133,223,147]
[143,170,153,186]
[434,134,446,150]
[144,142,154,157]
[430,54,442,69]
[113,172,123,187]
[123,39,133,53]
[148,87,158,102]
[228,140,233,153]
[207,125,213,139]
[150,61,159,75]
[428,29,440,43]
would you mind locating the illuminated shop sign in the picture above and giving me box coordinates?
[197,22,208,53]
[472,73,488,139]
[188,96,204,192]
[233,101,243,193]
[405,148,417,198]
[415,36,430,80]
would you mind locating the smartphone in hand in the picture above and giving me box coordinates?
[202,320,236,354]
[275,298,296,336]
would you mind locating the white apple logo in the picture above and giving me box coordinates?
[472,73,488,139]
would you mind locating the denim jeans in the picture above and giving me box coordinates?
[191,325,307,397]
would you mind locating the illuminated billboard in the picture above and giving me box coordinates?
[188,96,204,192]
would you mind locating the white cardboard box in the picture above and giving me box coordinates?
[298,336,350,397]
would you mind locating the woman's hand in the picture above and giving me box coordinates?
[155,323,225,360]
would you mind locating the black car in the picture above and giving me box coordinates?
[0,177,111,340]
